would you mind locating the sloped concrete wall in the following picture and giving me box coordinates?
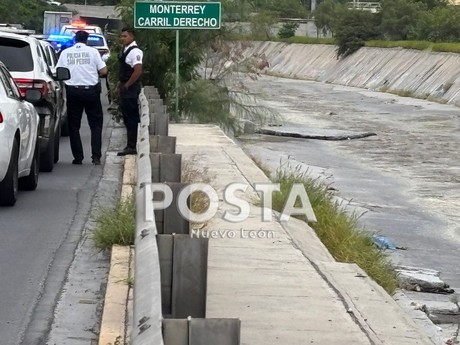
[243,41,460,106]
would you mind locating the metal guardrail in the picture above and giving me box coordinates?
[132,90,164,345]
[132,86,240,345]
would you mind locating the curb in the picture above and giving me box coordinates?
[98,155,136,345]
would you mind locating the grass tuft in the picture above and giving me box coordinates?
[270,163,398,294]
[92,197,136,250]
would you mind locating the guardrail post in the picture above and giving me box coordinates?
[150,135,176,154]
[150,153,181,183]
[164,182,190,235]
[162,318,241,345]
[157,234,209,319]
[153,182,190,235]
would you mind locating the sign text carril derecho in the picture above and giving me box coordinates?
[135,1,222,29]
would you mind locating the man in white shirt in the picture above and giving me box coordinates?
[56,30,108,165]
[116,27,143,156]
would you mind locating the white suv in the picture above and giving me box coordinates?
[0,61,41,206]
[0,31,69,172]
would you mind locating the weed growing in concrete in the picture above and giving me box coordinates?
[392,89,414,98]
[182,157,212,227]
[269,163,398,294]
[92,197,136,250]
[248,153,272,178]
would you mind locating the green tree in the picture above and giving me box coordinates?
[278,22,300,39]
[0,0,62,32]
[114,0,274,130]
[414,0,447,10]
[335,10,380,58]
[250,11,279,40]
[246,0,307,18]
[314,0,347,37]
[379,0,425,40]
[415,6,460,41]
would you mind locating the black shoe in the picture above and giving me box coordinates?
[92,157,101,165]
[117,148,137,156]
[72,159,83,165]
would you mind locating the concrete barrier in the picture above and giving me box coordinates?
[131,91,164,345]
[132,87,240,345]
[240,41,460,106]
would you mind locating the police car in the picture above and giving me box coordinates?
[59,21,103,36]
[87,33,110,59]
[47,33,109,59]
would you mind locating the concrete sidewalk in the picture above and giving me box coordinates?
[171,124,434,345]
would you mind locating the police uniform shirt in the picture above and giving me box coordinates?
[124,41,143,67]
[56,43,106,86]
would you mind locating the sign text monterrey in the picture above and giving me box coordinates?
[135,1,221,29]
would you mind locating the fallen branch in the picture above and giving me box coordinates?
[257,129,377,141]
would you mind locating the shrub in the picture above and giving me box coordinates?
[278,22,300,39]
[335,10,380,58]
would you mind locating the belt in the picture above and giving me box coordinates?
[66,85,97,89]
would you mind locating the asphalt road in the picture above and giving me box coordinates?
[0,92,113,345]
[239,75,460,290]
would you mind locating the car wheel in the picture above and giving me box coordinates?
[61,115,69,137]
[40,129,55,172]
[0,140,19,206]
[19,139,40,191]
[54,124,60,164]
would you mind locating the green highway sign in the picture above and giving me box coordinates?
[135,1,221,30]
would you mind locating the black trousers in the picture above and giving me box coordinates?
[66,86,103,161]
[120,97,140,149]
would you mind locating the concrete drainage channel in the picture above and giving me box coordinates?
[131,85,241,345]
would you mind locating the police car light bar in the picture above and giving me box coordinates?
[47,34,73,42]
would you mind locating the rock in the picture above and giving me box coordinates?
[421,301,460,324]
[243,120,257,134]
[396,266,454,294]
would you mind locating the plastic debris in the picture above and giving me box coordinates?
[372,235,397,250]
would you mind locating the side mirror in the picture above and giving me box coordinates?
[55,67,70,81]
[24,89,42,103]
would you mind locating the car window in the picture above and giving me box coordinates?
[6,73,21,99]
[0,67,9,95]
[36,43,51,74]
[0,65,20,100]
[0,37,33,72]
[48,46,58,65]
[87,36,106,48]
[42,44,54,67]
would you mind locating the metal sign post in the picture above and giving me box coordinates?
[134,1,222,118]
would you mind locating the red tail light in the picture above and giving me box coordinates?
[13,78,50,98]
[0,112,3,123]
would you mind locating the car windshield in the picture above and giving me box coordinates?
[63,28,97,35]
[87,36,105,48]
[0,37,33,72]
